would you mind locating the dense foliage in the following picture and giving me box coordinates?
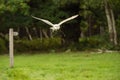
[0,0,120,53]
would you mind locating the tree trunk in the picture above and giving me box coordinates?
[104,0,117,45]
[40,28,43,40]
[33,27,38,38]
[110,8,117,45]
[50,29,53,38]
[104,0,113,42]
[80,30,85,38]
[100,26,104,36]
[25,27,32,40]
[42,29,49,38]
[88,15,92,37]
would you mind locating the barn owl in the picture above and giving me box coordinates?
[31,14,79,31]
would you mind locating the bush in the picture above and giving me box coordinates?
[15,38,62,52]
[78,36,109,50]
[108,43,120,51]
[14,36,120,52]
[0,38,7,53]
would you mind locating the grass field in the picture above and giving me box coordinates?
[0,52,120,80]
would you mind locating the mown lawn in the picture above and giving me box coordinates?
[0,52,120,80]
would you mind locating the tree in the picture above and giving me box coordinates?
[104,0,117,45]
[0,0,31,40]
[79,0,118,45]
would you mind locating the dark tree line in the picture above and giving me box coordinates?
[0,0,120,52]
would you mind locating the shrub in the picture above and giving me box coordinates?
[78,36,109,50]
[0,38,7,53]
[14,38,62,52]
[14,36,120,52]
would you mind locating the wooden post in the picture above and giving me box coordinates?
[9,28,14,68]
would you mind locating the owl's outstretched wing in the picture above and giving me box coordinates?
[31,15,54,27]
[58,14,79,25]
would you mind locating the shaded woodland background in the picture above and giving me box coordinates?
[0,0,120,53]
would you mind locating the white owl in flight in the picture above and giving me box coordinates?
[31,14,79,31]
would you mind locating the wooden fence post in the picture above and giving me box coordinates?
[9,28,14,68]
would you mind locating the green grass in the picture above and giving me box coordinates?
[0,52,120,80]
